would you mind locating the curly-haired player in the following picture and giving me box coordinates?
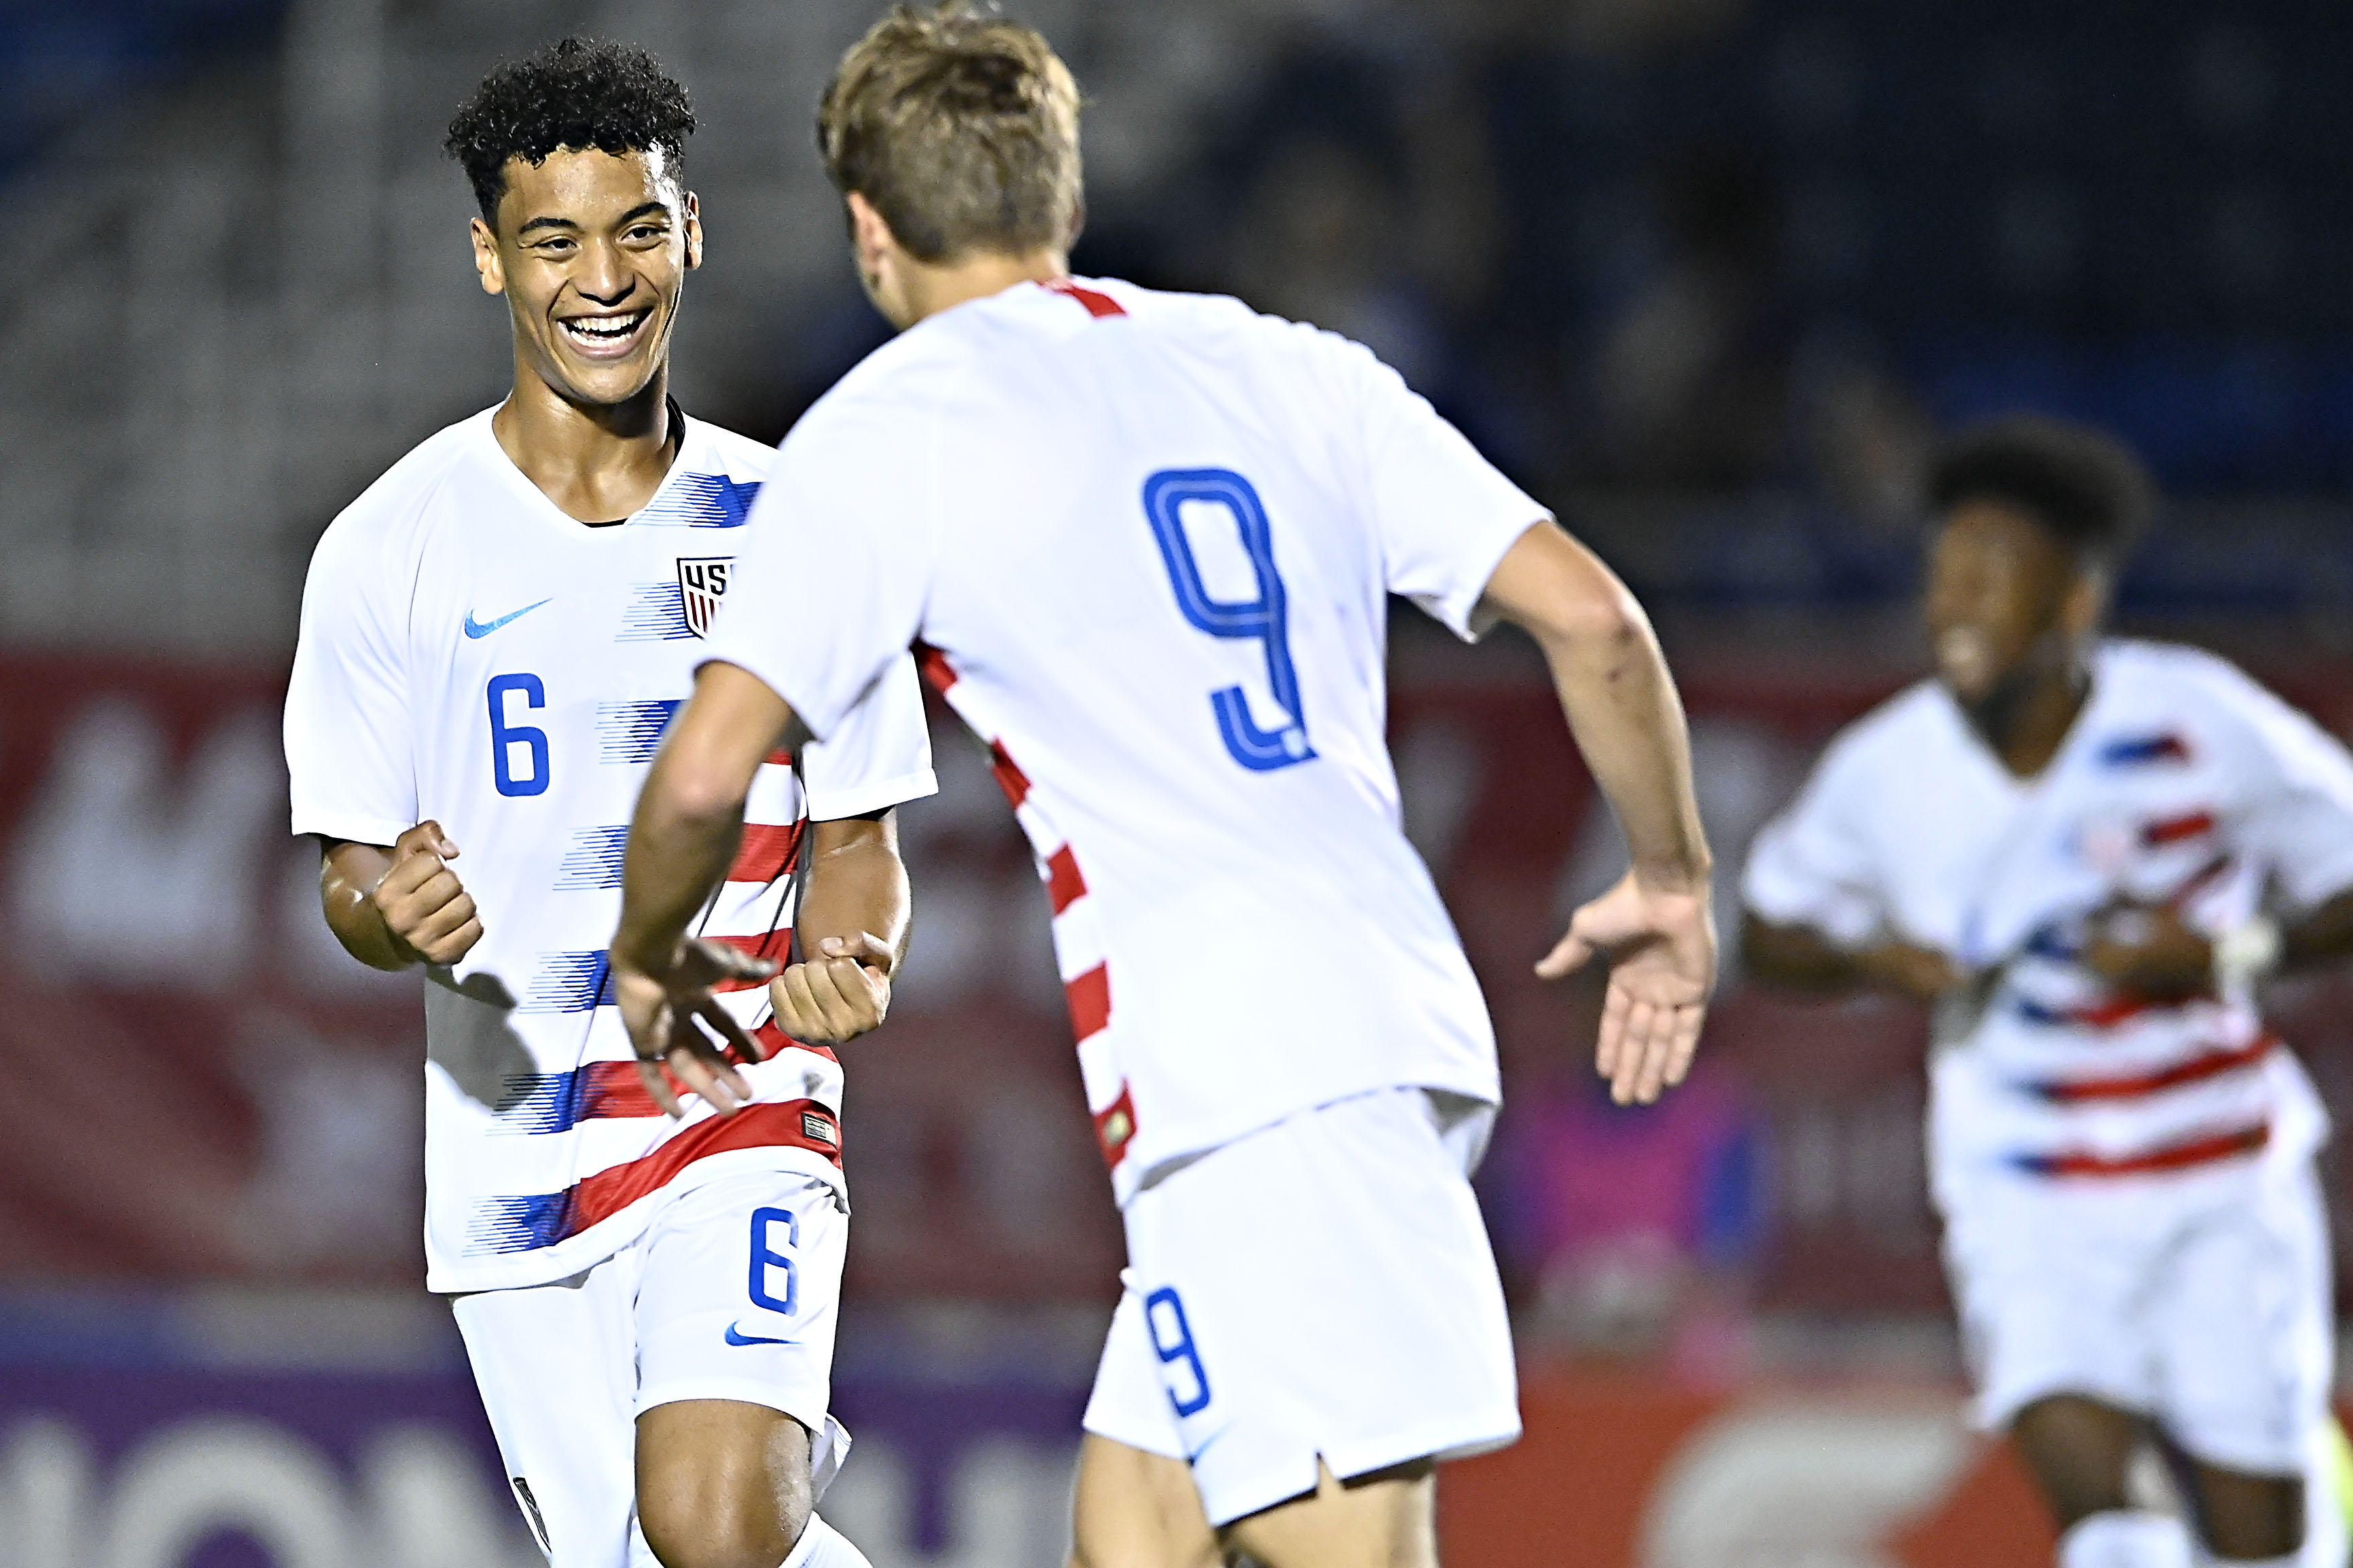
[285,37,930,1568]
[1747,416,2353,1568]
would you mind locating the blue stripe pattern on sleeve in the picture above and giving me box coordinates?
[638,473,760,529]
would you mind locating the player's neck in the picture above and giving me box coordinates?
[492,365,679,525]
[886,249,1067,329]
[1975,660,2093,780]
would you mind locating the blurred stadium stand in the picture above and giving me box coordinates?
[7,1,2353,1564]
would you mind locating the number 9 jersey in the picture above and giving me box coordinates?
[699,278,1546,1205]
[283,408,937,1292]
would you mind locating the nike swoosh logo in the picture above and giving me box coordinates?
[463,598,554,638]
[723,1323,795,1347]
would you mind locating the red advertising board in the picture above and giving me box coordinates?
[3,644,2352,1319]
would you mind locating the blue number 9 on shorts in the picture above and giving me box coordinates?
[1144,1286,1212,1418]
[1142,469,1316,773]
[749,1207,798,1317]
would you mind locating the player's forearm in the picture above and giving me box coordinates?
[613,661,797,974]
[1485,524,1710,890]
[2282,890,2353,972]
[1740,911,1869,993]
[797,812,912,972]
[319,841,414,971]
[1545,624,1711,890]
[1744,911,1957,1002]
[613,756,748,974]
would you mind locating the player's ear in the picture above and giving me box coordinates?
[2060,563,2108,638]
[846,191,894,274]
[469,215,505,297]
[681,190,702,272]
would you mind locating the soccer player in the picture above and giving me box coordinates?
[1743,416,2353,1568]
[282,40,931,1568]
[609,9,1715,1566]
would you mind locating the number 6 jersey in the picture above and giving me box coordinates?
[698,277,1546,1205]
[283,408,936,1292]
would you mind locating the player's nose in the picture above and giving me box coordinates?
[570,251,636,308]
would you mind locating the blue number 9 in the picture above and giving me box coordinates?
[749,1207,799,1316]
[1143,469,1316,773]
[486,674,550,797]
[1144,1286,1212,1417]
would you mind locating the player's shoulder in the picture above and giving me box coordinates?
[2099,637,2267,711]
[1817,678,1961,779]
[307,409,492,578]
[2093,638,2297,749]
[681,414,779,480]
[785,315,968,444]
[655,414,777,529]
[1096,278,1380,370]
[2096,637,2338,767]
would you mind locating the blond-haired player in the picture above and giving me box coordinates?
[609,9,1716,1566]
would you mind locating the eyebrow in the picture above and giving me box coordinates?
[515,200,672,238]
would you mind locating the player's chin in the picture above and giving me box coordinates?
[543,335,664,405]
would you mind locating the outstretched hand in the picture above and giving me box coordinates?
[613,938,780,1118]
[1539,871,1717,1105]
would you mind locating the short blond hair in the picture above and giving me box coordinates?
[817,3,1082,263]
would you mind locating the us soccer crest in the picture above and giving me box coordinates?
[676,557,734,638]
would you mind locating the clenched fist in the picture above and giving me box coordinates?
[372,820,483,966]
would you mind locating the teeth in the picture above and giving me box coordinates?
[563,314,644,341]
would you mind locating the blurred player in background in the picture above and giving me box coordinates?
[609,7,1714,1566]
[1744,416,2353,1568]
[283,39,933,1568]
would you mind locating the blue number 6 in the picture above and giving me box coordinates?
[749,1207,798,1316]
[486,674,550,797]
[1144,1286,1212,1417]
[1143,469,1316,772]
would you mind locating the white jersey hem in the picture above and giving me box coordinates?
[426,1143,849,1295]
[1117,1071,1501,1205]
[806,766,939,822]
[290,807,418,849]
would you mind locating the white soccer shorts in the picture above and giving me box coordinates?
[453,1167,851,1567]
[1942,1154,2333,1478]
[1081,1086,1522,1527]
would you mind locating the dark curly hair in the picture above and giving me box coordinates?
[444,37,697,222]
[1926,414,2155,566]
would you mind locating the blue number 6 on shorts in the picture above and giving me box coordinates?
[1144,1286,1212,1418]
[749,1207,798,1317]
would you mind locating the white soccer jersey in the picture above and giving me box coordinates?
[700,276,1545,1202]
[285,409,936,1292]
[1744,639,2353,1187]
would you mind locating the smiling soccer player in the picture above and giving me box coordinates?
[282,39,931,1568]
[1746,416,2353,1568]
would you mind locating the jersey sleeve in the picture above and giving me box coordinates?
[283,517,418,846]
[1345,340,1547,641]
[798,652,940,821]
[1740,733,1890,949]
[2221,678,2353,911]
[700,399,933,744]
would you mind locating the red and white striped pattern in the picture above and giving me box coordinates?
[918,643,1134,1169]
